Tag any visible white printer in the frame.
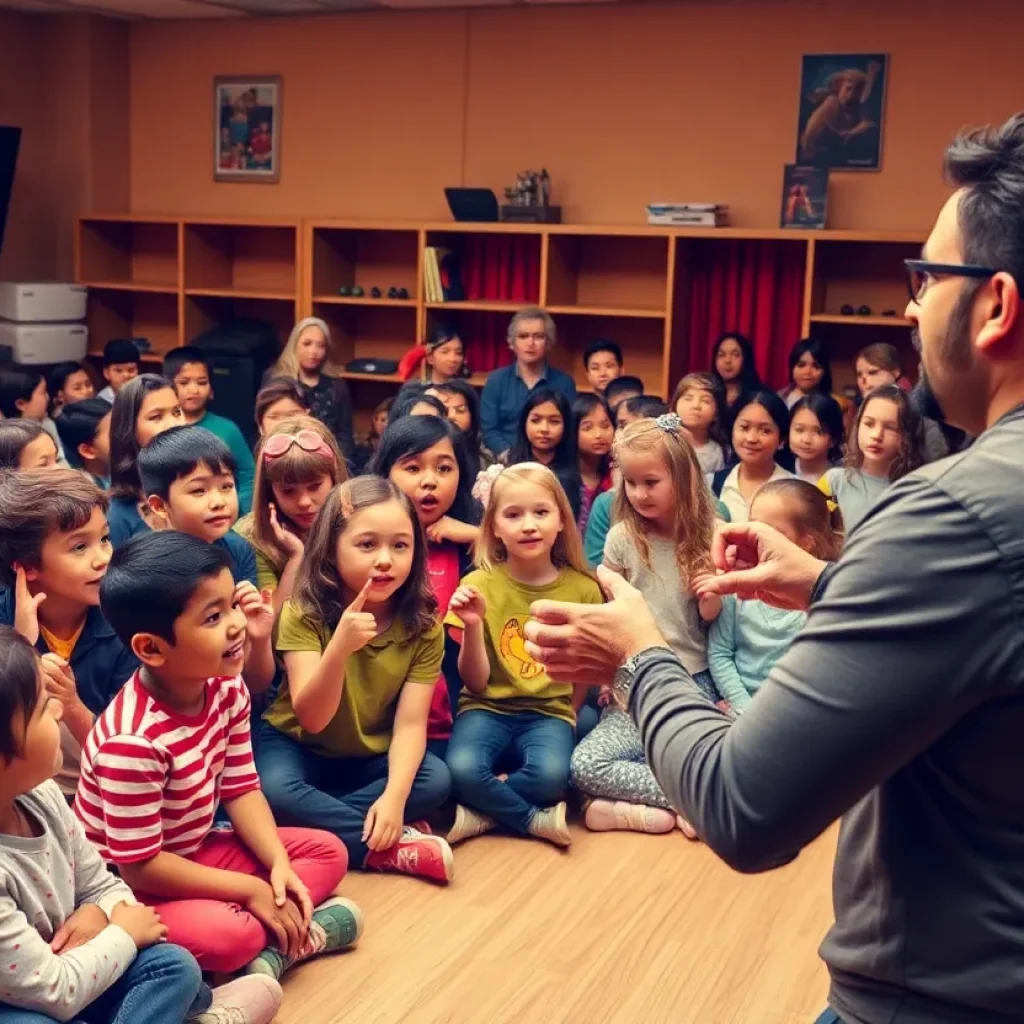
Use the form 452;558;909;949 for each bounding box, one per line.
0;282;89;365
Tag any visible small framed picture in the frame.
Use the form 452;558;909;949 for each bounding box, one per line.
796;54;888;171
214;76;281;183
780;165;829;229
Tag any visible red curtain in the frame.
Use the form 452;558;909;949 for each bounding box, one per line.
685;239;806;389
460;236;541;373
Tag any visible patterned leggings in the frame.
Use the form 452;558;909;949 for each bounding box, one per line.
570;669;716;808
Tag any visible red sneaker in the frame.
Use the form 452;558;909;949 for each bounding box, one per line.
364;826;454;884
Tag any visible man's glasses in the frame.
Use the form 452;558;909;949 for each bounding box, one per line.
904;259;998;304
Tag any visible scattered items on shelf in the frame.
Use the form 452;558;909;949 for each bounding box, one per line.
500;169;561;224
857;305;872;315
780;165;829;229
351;286;364;297
345;357;399;376
371;287;382;298
338;286;350;296
646;203;729;227
840;304;855;315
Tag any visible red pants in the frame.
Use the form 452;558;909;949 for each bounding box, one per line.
141;827;348;973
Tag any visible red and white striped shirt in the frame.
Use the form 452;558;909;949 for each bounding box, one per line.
74;672;261;865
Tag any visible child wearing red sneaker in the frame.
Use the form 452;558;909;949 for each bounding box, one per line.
257;477;454;884
74;532;360;980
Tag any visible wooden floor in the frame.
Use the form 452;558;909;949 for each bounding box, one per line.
276;820;837;1024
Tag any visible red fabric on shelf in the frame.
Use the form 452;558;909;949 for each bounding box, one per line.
685;239;806;389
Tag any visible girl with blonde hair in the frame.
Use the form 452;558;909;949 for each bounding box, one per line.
268;317;355;464
571;414;721;836
444;463;602;848
235;415;348;612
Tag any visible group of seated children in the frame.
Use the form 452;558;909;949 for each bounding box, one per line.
0;322;957;1023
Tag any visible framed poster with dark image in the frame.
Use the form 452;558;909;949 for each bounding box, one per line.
796;54;887;170
214;76;281;183
780;165;829;229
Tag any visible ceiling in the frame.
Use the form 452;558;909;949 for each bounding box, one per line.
0;0;620;15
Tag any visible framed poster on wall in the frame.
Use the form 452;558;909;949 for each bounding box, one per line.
214;76;281;183
796;54;887;171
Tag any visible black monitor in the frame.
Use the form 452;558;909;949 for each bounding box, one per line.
0;128;21;259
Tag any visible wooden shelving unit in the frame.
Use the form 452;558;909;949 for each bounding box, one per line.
75;216;301;362
78;215;922;410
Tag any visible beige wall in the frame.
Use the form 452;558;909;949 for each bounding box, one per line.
129;0;1024;230
0;10;128;282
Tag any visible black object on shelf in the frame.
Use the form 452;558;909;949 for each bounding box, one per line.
397;287;409;300
387;287;399;299
193;318;281;445
857;305;872;316
840;304;855;315
371;287;381;298
346;358;399;375
445;187;499;223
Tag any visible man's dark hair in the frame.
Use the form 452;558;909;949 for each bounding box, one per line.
0;365;45;419
943;115;1024;369
137;425;237;501
604;376;645;408
0;469;109;587
54;398;111;470
102;339;141;368
582;339;623;369
621;395;669;419
163;346;210;382
100;531;231;647
0;626;42;764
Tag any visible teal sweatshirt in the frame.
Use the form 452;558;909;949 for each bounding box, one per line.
196;410;254;515
708;595;805;712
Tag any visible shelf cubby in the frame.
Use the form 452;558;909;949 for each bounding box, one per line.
424;229;542;306
183;294;294;350
807;239;918;321
550;313;668;396
77;217;179;291
311;302;417;373
310;226;419;304
545;233;670;315
183;220;298;298
85;288;179;359
809;319;918;393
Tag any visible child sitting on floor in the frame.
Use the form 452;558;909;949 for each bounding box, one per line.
709;480;841;714
0;625;283;1023
107;375;184;546
75;532;361;981
163;347;256;515
572;414;720;836
256;477;455;885
55;398;113;489
0;469;137;798
445;463;602;848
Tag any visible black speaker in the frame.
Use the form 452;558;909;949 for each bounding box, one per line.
0;127;22;258
192;318;280;445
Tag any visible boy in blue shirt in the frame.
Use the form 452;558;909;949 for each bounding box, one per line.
164;346;255;514
0;468;137;795
138;426;274;692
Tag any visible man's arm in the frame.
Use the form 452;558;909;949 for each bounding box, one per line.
479;376;510;456
631;478;1015;873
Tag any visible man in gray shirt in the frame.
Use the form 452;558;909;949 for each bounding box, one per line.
524;112;1024;1024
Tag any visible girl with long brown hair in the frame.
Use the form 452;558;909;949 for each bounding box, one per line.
257;476;455;885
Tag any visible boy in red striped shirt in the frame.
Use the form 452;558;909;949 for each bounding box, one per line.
74;531;362;980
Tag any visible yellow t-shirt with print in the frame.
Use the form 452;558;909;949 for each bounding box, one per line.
444;564;603;725
234;513;281;592
266;599;444;758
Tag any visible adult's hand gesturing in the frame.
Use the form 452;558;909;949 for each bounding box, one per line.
524;565;667;685
694;521;828;611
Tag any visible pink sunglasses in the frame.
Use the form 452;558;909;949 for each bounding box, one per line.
262;429;334;464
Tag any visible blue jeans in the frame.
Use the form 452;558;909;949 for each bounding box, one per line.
446;709;574;834
256;723;452;864
0;943;205;1024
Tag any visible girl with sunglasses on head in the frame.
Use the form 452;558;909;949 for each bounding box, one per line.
236;417;348;614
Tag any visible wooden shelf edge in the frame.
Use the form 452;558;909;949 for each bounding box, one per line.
340;371;405;383
313;296;417;308
546;305;667;319
81;280;179;295
425;301;523;313
810;314;911;327
186;287;297;301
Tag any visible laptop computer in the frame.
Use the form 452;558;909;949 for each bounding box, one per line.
445;188;499;223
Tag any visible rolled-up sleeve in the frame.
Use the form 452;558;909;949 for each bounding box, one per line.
630;476;1017;873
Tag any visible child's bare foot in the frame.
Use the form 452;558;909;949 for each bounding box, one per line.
584;798;675;834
